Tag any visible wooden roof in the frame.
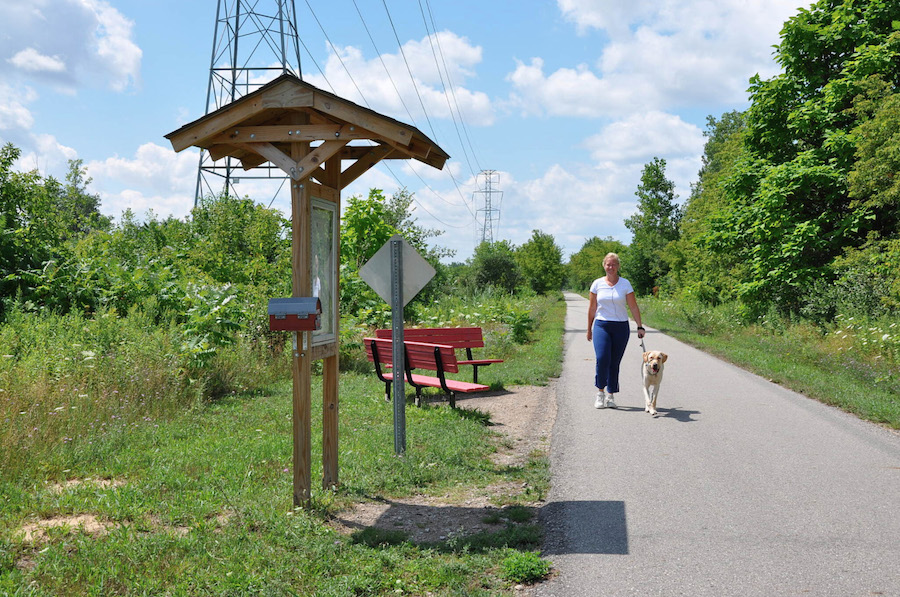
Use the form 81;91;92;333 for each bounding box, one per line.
165;74;448;188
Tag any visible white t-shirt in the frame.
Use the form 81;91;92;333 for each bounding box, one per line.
590;277;634;322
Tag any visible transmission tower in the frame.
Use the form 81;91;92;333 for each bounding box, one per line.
195;0;303;205
473;170;502;243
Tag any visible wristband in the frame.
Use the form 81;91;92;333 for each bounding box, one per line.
637;326;645;330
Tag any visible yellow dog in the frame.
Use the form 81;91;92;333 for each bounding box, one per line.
642;351;668;416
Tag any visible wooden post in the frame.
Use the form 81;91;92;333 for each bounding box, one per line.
291;131;312;507
321;156;341;490
322;354;339;488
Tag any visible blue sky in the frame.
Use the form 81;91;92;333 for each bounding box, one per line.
0;0;809;262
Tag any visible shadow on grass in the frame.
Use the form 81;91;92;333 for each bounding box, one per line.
337;499;542;553
340;499;630;556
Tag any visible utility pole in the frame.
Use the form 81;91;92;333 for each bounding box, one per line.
473;169;502;243
195;0;303;205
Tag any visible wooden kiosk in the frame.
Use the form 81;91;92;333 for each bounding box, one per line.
165;74;449;506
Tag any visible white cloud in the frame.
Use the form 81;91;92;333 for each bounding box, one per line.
497;163;639;256
86;143;197;220
584;111;704;163
0;84;37;131
15;134;79;173
506;57;655;117
302;31;494;127
557;0;799;44
557;0;658;34
513;0;806;117
0;0;141;91
8;48;66;73
84;0;142;92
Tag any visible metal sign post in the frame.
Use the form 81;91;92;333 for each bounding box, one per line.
390;238;406;454
359;235;436;456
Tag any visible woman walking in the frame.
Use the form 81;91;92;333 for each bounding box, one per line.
587;253;645;408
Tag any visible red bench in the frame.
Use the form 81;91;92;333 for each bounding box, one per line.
374;327;503;384
364;337;490;407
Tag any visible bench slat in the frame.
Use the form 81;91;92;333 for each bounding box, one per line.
376;327;485;348
408;374;490;393
457;358;504;366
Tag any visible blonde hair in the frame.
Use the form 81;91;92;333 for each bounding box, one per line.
603;252;620;266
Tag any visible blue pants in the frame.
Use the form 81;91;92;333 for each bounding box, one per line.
592;320;630;393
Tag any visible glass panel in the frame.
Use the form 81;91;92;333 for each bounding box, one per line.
311;198;336;345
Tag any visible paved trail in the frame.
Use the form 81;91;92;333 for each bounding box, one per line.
533;292;900;597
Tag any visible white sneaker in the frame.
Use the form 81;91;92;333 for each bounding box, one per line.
594;391;606;409
605;391;617;409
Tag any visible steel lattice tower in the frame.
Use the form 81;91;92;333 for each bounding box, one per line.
195;0;303;205
473;170;502;243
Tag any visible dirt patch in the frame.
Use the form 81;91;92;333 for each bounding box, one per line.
17;514;118;544
330;382;557;544
50;477;126;493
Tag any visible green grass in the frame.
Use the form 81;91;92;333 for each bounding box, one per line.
0;294;564;595
641;298;900;429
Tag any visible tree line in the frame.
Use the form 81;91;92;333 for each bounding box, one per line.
3;0;896;334
569;0;900;326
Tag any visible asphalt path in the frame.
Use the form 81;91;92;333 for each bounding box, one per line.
533;292;900;597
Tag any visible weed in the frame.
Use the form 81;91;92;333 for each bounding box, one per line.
352;527;410;548
503;506;533;523
499;549;551;584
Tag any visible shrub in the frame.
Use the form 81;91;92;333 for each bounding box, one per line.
499;550;551;584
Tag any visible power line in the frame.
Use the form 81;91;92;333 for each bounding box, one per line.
303;0;367;104
351;0;418;128
380;0;437;141
299;1;479;230
425;0;483;174
343;1;477;221
420;0;483;177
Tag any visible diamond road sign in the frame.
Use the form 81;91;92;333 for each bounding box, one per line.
359;235;435;307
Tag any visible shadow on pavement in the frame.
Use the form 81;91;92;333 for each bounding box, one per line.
604;405;701;422
539;500;628;555
655;407;700;422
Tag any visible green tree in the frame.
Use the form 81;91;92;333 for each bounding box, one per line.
0;144;113;313
668;112;747;304
338;188;455;318
625;158;682;295
57;159;112;239
383;187;455;264
469;240;521;293
566;236;628;292
707;1;900;315
189;193;290;287
380;187;456;306
847;76;900;232
340;189;399;270
516;230;564;294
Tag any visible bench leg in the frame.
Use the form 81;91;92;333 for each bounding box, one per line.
415;386;422;407
449;391;456;408
385;382;391;402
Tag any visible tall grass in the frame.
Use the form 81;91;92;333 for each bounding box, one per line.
0;306;288;481
0;291;561;594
